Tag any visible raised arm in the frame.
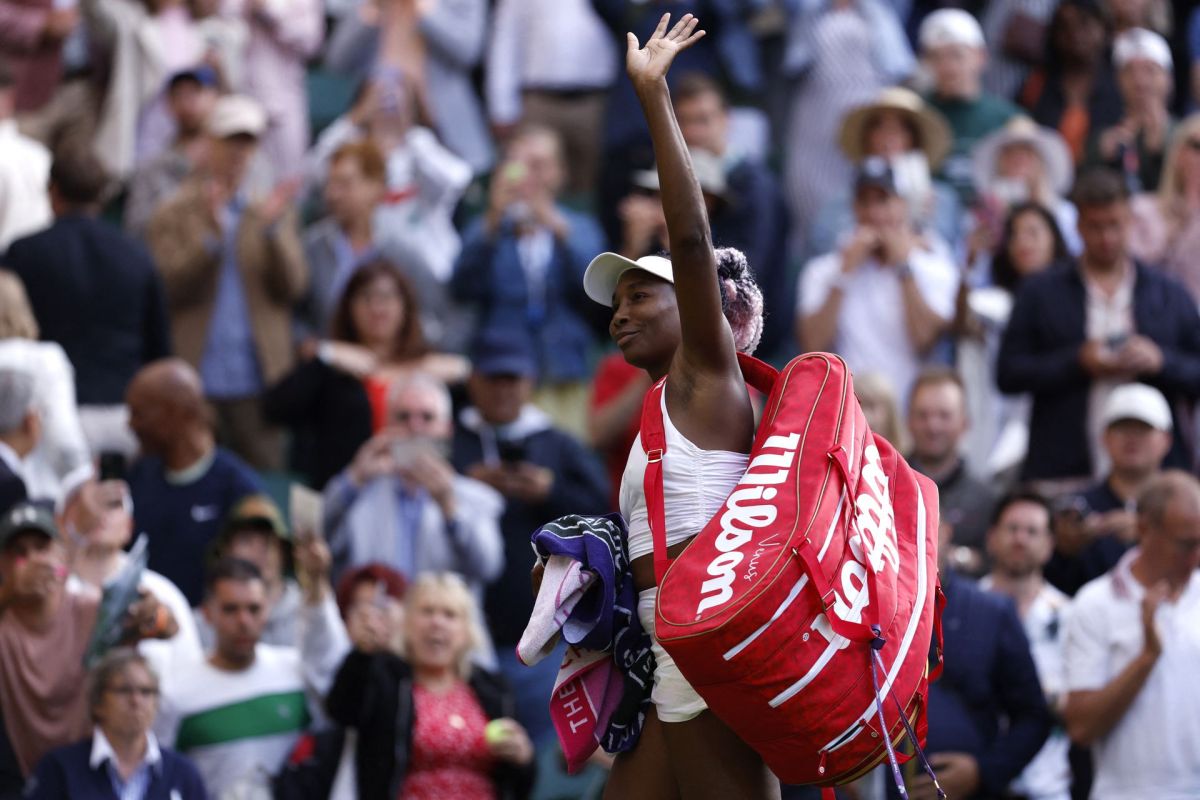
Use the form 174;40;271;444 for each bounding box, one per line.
627;15;735;376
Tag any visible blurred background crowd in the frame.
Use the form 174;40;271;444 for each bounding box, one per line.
1;0;1200;797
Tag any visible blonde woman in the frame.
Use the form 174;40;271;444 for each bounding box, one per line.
327;572;535;800
0;270;90;504
854;371;907;453
1130;114;1200;302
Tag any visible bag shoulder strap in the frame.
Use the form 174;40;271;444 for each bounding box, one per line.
639;354;778;585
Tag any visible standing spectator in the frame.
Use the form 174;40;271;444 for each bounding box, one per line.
485;0;617;193
0;279;89;507
997;168;1200;484
904;509;1052;799
451;330;610;743
1129;115;1200;302
268;261;468;491
222;0;322;180
125;359;262;607
981;0;1062;101
1062;471;1200;799
0;368;36;514
24;649;207;800
906;367;998;575
1087;28;1176;192
146;94;309;470
6;147;171;458
124;66;221;238
323;372;504;609
0;0;87;134
451;124;606;438
1019;0;1122;163
1046;383;1172;596
796;159;959;407
587;351;650;511
981;493;1073;800
0;59;51;251
327;572;535;800
144;557;348;797
782;0;913;246
919;9;1021;202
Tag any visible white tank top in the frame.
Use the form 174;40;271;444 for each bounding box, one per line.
619;386;749;562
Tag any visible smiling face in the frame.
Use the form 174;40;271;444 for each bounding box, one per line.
1007;208;1059;275
609;269;681;375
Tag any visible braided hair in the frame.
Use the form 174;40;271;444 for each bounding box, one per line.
714;247;764;355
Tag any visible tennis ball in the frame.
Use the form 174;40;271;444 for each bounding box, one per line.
485;720;508;745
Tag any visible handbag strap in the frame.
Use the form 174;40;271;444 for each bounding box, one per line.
640;353;778;586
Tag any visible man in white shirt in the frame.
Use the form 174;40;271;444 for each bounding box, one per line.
796;157;958;406
0;59;51;251
1063;471;1200;800
981;491;1072;800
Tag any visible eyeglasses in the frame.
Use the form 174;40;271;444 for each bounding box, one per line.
392;410;437;424
106;685;159;699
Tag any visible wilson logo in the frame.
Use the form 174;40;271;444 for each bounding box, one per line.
696;433;802;615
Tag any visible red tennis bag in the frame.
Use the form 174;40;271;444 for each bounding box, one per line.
642;352;944;790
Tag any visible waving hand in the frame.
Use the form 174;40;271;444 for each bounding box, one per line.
626;13;706;87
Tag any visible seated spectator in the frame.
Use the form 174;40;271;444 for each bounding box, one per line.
1086;28;1175;193
972;117;1081;258
452;124;606;438
955;203;1071;480
61;472;201;658
266;261;468;490
811;86;960;259
146;94;309;471
307;73;472;297
980;492;1072;800
0;502;177;790
854;371;906;452
1063;471;1200;799
24;649;206;799
323;372;504;612
997;168;1200;485
0;273;89;506
1129;114;1200;302
124;66;221;238
587;351;650;511
796;158;959;408
0;58;51;251
196;494;343;651
907;367;997;575
5;147;171;459
1019;0;1122;163
0;367;37;513
327;571;535;799
1047;383;1172;596
918;9;1020;202
143;557;348;797
451;330;610;743
903;508;1051;799
125;359;262;607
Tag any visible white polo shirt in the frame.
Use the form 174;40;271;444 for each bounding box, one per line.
1064;549;1200;800
797;245;958;408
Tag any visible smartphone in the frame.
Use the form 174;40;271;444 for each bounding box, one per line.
391;439;421;469
98;451;127;483
497;439;528;465
1106;333;1130;351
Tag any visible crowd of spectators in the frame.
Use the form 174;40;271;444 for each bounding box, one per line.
2;0;1200;797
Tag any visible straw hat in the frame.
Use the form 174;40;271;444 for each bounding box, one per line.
971;116;1074;197
838;87;953;168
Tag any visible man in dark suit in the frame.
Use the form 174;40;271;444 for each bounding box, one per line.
4;146;171;456
0;367;38;515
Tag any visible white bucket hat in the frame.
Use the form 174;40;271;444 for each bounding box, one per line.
972;116;1075;197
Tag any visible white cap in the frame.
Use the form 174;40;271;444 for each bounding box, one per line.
583;253;674;307
1113;28;1173;72
207;94;268;139
919;9;985;50
1102;383;1173;431
634;149;728;198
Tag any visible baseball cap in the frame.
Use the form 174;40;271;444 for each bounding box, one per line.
1113;28;1173;72
470;329;539;378
919;9;985;50
583;253;675;307
168;65;219;91
854;157;900;196
1102;383;1172;431
207;94;267;139
220;495;290;542
0;501;60;550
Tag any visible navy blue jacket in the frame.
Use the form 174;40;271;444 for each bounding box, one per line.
24;737;206;799
997;261;1200;481
918;571;1051;798
0;458;27;517
4;215;171;405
